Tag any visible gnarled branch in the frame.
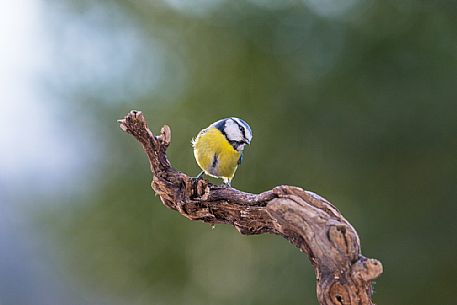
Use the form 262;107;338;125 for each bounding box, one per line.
118;110;382;305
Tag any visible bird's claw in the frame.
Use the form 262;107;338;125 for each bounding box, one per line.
222;181;232;188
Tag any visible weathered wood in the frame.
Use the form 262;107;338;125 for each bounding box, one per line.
118;110;382;305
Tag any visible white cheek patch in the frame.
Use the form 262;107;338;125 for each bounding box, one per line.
232;117;252;143
224;119;244;142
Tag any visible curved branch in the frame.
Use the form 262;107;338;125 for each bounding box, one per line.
118;110;382;305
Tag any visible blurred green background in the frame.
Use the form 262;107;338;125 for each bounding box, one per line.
1;0;456;304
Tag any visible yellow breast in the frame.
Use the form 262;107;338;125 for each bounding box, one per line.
193;127;241;181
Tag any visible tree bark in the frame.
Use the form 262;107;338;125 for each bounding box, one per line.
118;110;383;305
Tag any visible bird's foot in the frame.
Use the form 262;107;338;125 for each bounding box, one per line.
221;179;232;188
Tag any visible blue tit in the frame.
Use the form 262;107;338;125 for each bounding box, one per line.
192;118;253;186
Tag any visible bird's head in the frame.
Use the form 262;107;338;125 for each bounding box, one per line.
213;117;252;151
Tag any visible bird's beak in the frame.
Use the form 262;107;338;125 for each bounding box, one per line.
244;139;251;145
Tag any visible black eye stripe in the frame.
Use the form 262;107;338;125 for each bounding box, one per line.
233;119;246;137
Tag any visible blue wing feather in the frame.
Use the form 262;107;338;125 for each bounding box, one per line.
237;152;243;165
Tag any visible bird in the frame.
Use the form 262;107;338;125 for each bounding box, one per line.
192;117;253;187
